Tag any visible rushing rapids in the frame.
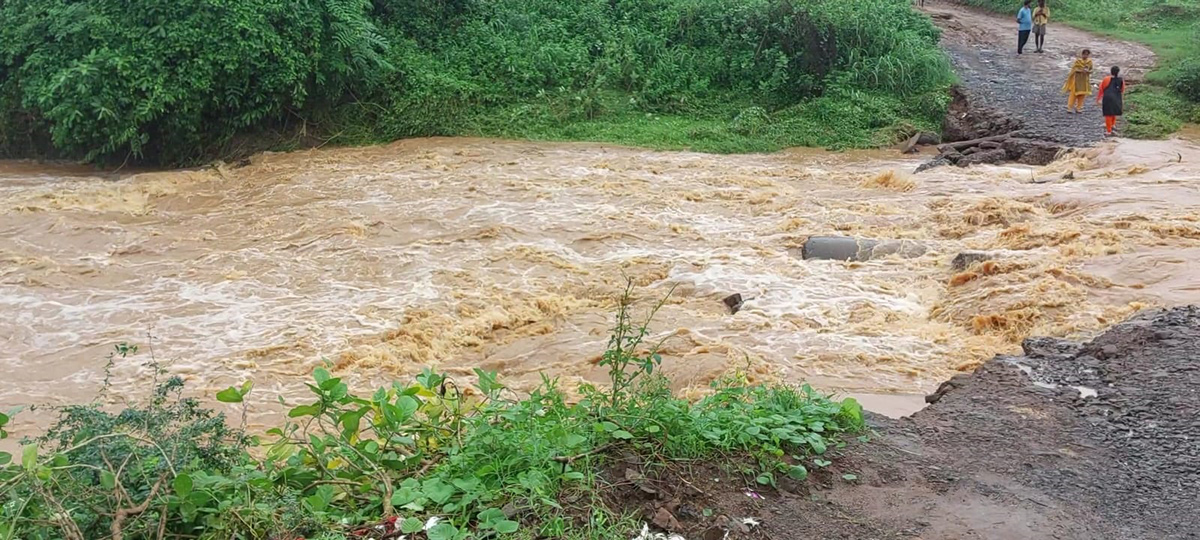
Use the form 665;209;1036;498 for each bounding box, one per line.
3;136;1200;440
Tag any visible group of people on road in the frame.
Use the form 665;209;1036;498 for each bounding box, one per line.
1016;0;1125;136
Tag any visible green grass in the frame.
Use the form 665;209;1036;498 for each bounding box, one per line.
0;285;866;540
960;0;1200;138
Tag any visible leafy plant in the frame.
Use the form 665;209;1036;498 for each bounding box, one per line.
0;288;865;539
0;0;953;163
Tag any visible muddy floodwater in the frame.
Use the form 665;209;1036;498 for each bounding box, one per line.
3;137;1200;440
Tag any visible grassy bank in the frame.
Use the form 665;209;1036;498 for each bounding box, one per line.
0;0;952;165
0;288;865;540
959;0;1200;138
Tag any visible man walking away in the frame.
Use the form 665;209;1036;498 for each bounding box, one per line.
1033;0;1049;53
1017;0;1034;54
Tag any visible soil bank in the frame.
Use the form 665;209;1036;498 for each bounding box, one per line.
612;306;1200;539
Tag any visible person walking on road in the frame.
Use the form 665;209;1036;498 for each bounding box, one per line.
1032;0;1050;53
1063;49;1094;113
1097;66;1126;136
1017;0;1034;54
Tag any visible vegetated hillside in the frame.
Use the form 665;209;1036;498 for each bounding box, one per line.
0;0;953;165
959;0;1200;138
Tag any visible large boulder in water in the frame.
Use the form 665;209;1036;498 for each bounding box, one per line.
801;236;926;262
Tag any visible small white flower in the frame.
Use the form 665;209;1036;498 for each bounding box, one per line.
424;516;441;531
741;517;761;528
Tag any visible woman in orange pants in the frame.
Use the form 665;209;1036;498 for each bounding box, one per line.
1097;66;1126;137
1062;49;1093;113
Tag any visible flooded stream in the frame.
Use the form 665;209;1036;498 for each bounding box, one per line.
3;137;1200;440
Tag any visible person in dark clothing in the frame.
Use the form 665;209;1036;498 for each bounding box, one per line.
1017;0;1033;54
1097;66;1126;136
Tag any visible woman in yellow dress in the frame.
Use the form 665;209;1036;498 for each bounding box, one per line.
1063;49;1093;113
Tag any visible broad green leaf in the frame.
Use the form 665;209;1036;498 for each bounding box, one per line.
0;452;10;466
478;507;505;525
239;380;254;396
391;486;420;507
100;470;116;489
427;523;459;540
422;478;456;505
842;474;858;482
21;444;36;471
314;367;332;386
340;410;363;439
174;474;194;497
787;465;808;481
600;421;618;432
645;425;661;433
215;387;243;403
494;520;519;534
0;413;8;427
289;404;321;417
611;430;633;440
396;395;419;419
810;437;827;455
400;517;424;534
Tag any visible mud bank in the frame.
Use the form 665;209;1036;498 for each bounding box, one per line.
620;306;1200;539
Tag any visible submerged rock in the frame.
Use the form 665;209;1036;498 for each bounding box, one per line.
957;148;1007;167
722;293;744;315
802;236;926;262
951;251;996;271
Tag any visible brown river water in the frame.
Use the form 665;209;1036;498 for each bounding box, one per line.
3;136;1200;443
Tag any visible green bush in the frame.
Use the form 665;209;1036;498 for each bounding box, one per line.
0;0;952;163
0;286;865;540
0;0;389;163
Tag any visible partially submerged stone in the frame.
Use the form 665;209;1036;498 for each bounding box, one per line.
951;251;996;270
802;236;926;262
722;293;744;315
957;148;1007;167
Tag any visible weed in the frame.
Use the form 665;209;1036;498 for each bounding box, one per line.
0;285;864;539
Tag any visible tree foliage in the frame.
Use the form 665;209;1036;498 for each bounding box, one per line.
0;0;952;163
0;0;388;163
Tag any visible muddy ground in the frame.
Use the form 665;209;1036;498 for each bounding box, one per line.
614;306;1199;539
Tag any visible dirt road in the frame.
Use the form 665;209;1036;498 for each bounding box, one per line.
926;3;1156;145
629;306;1200;540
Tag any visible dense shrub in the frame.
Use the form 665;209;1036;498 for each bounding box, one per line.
0;0;952;163
0;0;388;163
